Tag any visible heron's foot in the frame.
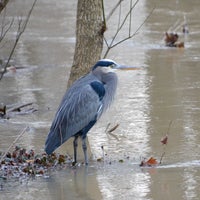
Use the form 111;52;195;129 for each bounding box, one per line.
85;161;88;166
72;161;77;166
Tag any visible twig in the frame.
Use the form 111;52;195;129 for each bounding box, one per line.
107;5;155;50
103;1;155;58
159;151;165;164
0;18;14;43
166;120;173;135
106;0;124;21
107;123;119;133
0;126;28;163
159;121;173;163
168;19;181;33
0;0;37;80
129;0;133;36
7;102;34;112
107;0;139;48
117;1;122;30
105;123;111;132
0;7;14;43
106;123;120;141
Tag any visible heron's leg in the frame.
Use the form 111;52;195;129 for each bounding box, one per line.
82;135;88;165
73;135;79;164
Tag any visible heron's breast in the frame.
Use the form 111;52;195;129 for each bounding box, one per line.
90;81;105;101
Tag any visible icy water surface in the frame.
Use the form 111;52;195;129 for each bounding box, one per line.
1;0;200;199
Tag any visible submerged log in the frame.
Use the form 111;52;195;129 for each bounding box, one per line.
0;102;37;119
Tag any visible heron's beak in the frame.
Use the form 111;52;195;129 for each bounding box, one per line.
115;65;139;70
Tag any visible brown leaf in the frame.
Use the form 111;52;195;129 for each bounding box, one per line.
161;135;168;145
146;157;158;166
140;157;158;167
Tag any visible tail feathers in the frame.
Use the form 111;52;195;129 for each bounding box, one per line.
45;130;62;155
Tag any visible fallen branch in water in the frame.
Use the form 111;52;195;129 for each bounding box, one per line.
0;102;38;119
7;102;35;112
105;123;120;141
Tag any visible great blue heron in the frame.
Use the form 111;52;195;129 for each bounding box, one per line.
45;59;125;165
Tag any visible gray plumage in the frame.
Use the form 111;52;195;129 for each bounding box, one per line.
45;59;121;164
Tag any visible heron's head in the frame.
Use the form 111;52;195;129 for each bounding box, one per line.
92;59;120;72
92;59;137;75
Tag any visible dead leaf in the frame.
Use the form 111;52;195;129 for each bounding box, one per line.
140;157;158;167
146;157;158;166
161;135;168;145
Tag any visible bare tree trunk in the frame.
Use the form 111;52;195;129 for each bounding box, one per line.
60;0;105;159
68;0;104;87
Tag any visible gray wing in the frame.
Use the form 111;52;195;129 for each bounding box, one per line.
58;84;102;138
45;76;103;154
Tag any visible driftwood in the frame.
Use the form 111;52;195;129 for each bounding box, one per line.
0;102;37;119
105;123;120;141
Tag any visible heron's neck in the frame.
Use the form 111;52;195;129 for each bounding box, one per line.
101;72;118;111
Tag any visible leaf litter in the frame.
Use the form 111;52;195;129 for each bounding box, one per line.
0;120;174;188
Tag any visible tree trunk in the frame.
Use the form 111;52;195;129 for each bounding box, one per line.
59;0;105;159
67;0;104;87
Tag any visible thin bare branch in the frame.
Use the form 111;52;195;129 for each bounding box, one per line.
159;151;165;164
113;6;155;48
0;126;28;163
117;2;122;30
0;0;37;80
103;36;109;48
106;0;124;21
166;120;173;135
0;7;13;42
111;0;139;45
103;0;140;58
129;0;133;36
0;18;14;43
105;123;120;141
107;123;119;133
7;102;34;113
103;4;155;58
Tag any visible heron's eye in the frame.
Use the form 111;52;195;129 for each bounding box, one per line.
110;64;115;68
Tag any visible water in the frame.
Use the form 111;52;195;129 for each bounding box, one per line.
1;0;200;199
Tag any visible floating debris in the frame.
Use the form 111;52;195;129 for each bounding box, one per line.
0;102;38;119
164;32;184;48
160;135;168;145
0;146;72;181
140;157;158;167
